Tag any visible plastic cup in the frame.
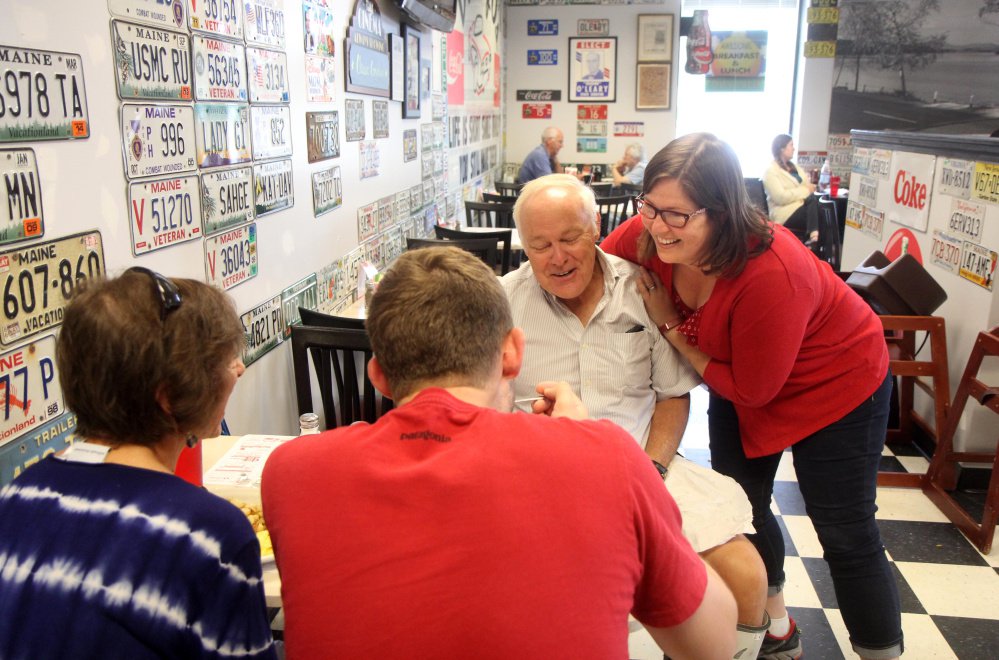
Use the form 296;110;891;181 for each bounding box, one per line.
830;176;840;197
174;443;203;486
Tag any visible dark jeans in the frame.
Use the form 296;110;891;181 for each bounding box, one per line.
784;194;819;240
708;373;903;656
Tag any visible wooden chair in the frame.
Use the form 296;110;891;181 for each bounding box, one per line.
495;181;524;197
482;191;518;204
877;315;950;488
465;200;515;229
923;325;999;553
290;324;393;430
406;236;513;275
595;194;633;238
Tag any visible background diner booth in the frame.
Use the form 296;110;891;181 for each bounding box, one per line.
1;0;998;657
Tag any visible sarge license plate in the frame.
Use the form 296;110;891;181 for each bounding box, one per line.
0;231;104;346
0;334;62;447
120;102;197;179
204;223;256;290
0;45;90;142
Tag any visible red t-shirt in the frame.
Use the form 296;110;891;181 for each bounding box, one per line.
602;217;889;457
262;389;706;659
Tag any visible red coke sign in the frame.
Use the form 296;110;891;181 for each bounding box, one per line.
893;169;927;209
522;103;552;119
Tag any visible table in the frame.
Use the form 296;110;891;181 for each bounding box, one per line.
459;225;523;251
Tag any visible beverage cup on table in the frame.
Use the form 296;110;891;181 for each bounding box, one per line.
830;176;840;197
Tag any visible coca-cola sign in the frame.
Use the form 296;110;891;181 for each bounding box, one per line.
516;90;561;102
886;150;934;232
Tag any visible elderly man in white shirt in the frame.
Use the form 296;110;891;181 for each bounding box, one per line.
502;174;772;660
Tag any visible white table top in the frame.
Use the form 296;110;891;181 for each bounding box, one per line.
458;225;522;251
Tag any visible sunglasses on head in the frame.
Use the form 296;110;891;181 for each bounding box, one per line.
127;266;182;320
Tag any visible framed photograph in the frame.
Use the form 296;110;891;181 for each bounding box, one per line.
403;24;422;119
568;37;617;103
636;63;671;110
637;14;674;63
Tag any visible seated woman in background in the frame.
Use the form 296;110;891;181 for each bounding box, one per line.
0;268;276;660
761;134;818;244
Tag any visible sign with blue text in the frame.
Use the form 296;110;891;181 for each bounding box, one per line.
528;20;558;36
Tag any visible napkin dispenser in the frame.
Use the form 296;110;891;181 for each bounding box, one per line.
846;251;947;316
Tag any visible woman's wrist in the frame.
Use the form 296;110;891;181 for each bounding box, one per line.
657;318;683;336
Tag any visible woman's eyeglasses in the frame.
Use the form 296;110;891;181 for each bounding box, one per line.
127;266;182;320
634;195;707;229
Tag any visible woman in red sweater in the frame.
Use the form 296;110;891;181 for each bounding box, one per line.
601;133;901;660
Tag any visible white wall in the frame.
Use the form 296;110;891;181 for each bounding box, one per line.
504;2;682;173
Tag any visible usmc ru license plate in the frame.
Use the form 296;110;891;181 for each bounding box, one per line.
0;231;105;347
0;334;63;447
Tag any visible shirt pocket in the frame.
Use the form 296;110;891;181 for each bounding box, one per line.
593;331;653;397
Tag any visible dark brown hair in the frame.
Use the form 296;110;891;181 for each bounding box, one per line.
366;247;512;400
57;271;244;445
638;132;773;277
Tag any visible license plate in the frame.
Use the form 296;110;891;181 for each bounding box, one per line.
195;102;251;168
189;0;243;39
250;105;291;160
344;99;364;141
244;0;287;49
372;100;388;139
201;166;253;235
280;274;317;336
0;334;62;447
253;158;293;218
0;45;90;142
111;21;192;101
193;35;247;101
316;258;342;313
0;149;45;245
204;223;256;290
304;54;335;103
120;102;197;179
108;0;187;30
0;231;105;346
577;104;608;120
247;47;289;103
128;174;202;255
240;293;283;366
312;165;342;217
0;411;76;482
306;111;339;163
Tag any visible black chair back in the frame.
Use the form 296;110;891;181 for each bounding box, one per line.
495;181;524;197
299;306;364;330
406;236;513;275
595;194;633;238
482;191;519;204
744;177;769;216
464;200;515;229
434;225;514;274
815;198;842;271
290;325;393;430
589;182;614;198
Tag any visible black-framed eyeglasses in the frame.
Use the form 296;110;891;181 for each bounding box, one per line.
127;266;182;321
634;194;707;229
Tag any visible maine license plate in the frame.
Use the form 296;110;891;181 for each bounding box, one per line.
0;231;105;346
193;35;247;101
306;111;339;163
0;45;90;142
312;165;342;217
195;102;251;168
253;158;293;218
250;104;291;160
239;293;283;367
110;20;192;101
280;273;317;335
128;174;202;255
0;148;45;245
244;0;287;49
247;47;289;103
107;0;187;30
0;410;76;483
204;222;256;290
201;166;253;235
189;0;243;39
0;334;62;446
120;102;197;179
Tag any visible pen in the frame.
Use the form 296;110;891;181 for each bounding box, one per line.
514;396;546;404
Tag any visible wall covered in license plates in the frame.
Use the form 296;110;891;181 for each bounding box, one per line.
0;0;505;480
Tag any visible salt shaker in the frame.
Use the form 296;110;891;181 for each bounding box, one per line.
299;413;320;435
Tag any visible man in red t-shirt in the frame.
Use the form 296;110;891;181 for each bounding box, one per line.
262;247;737;659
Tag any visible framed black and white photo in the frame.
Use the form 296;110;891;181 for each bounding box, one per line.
636;63;671;110
403;23;422;118
568;37;616;103
637;14;674;63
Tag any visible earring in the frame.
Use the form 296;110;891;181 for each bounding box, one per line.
185;433;199;448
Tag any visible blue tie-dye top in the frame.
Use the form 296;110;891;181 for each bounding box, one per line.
0;455;276;660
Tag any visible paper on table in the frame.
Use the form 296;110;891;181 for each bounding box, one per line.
203;434;295;487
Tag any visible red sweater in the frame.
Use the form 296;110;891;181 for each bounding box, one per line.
602;217;889;457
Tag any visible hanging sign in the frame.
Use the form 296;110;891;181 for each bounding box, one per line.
522;103;552;119
108;0;187;30
247;47;289;103
937;158;973;200
0;149;44;245
312;165;343;217
306;111;340;163
577;104;608;120
959;241;997;291
244;0;287;49
240;294;283;367
344;0;390;97
189;0;244;39
527;20;558;36
193;35;248;101
253;158;294;218
0;46;89;142
195;103;251;168
0;411;76;485
527;50;558;66
249;104;292;160
886;151;934;232
200;166;254;236
120;103;197;179
204;223;257;290
128;174;202;254
0;335;63;447
930;230;962;275
280;273;317;335
577;19;609;37
111;21;192;101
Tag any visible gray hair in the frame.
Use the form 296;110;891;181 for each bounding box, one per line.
513;173;598;233
625;143;644;161
541;126;561;143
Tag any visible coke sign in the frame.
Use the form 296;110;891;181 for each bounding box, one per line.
893;170;927;210
886;150;935;232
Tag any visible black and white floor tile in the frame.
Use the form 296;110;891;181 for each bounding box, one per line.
628;388;999;659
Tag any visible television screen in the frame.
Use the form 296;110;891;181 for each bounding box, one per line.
399;0;456;33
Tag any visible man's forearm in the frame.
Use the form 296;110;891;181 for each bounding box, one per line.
645;394;690;467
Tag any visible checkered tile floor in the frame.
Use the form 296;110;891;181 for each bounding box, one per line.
628;387;999;659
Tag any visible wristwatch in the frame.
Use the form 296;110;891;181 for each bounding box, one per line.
652;460;669;480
